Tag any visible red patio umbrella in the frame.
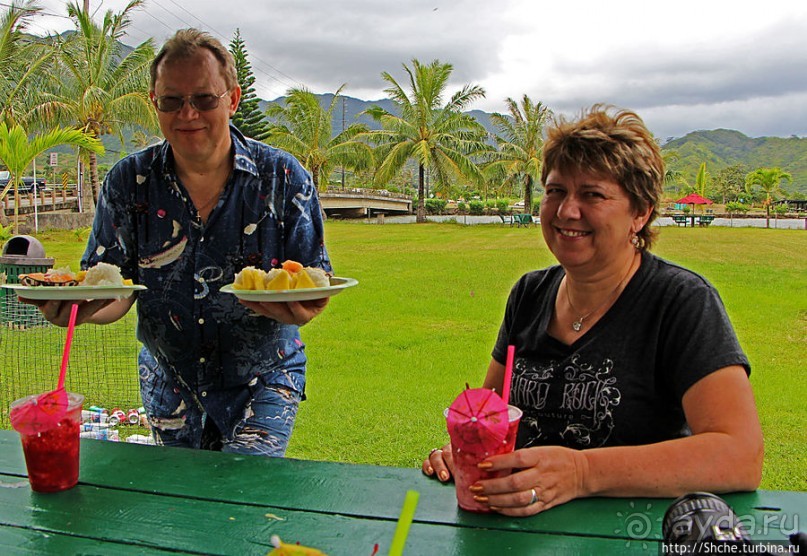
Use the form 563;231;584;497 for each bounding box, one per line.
446;387;509;457
675;193;713;206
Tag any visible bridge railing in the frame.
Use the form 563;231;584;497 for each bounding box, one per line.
321;187;411;200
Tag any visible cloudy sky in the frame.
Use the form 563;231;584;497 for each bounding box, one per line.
27;0;807;140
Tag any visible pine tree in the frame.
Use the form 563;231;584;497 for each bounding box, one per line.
229;29;270;141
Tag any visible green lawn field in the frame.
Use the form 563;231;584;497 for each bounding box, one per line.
5;222;805;491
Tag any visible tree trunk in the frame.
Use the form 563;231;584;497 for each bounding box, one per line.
79;160;95;215
311;166;321;192
416;164;426;223
12;185;20;234
524;175;533;214
89;152;101;206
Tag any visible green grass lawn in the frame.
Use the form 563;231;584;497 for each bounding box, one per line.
8;223;806;491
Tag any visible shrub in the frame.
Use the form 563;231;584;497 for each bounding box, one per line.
726;202;751;215
457;201;467;214
469;200;485;215
496;199;510;214
425;198;447;214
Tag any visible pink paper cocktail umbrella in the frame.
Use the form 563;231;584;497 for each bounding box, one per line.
10;304;79;434
446;386;509;457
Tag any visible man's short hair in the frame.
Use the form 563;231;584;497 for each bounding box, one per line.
150;28;238;92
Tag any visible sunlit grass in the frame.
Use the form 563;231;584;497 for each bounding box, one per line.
7;223;805;491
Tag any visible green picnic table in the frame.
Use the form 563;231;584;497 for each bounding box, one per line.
0;430;802;555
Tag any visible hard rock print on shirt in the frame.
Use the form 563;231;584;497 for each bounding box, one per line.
511;354;621;449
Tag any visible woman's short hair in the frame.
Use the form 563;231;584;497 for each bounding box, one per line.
150;28;238;92
541;104;665;250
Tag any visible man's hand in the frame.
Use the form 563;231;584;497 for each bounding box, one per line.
241;297;329;326
18;297;115;327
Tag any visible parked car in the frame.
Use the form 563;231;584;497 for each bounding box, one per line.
0;170;47;192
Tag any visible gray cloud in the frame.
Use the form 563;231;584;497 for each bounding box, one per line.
31;0;807;139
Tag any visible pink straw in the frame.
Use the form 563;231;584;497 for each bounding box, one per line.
502;345;515;406
57;304;79;390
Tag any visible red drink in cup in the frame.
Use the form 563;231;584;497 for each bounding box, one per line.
446;405;522;512
10;392;84;493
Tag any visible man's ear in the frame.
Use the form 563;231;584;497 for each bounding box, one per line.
228;86;242;116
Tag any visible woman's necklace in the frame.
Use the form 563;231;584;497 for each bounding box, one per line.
565;254;637;332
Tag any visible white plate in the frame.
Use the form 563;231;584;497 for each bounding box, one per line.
220;276;358;302
2;283;147;300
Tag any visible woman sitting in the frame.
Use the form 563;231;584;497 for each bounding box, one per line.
423;105;763;516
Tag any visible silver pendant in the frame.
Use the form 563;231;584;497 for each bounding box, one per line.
572;319;583;332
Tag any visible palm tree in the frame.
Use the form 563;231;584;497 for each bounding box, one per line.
264;86;373;190
130;129;162;150
0;1;57;128
745;167;792;228
365;59;487;223
0;122;104;232
34;0;156;213
694;162;709;198
486;95;550;214
662;151;686;193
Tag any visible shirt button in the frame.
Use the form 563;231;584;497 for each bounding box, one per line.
199;357;206;363
201;391;207;397
198;318;205;325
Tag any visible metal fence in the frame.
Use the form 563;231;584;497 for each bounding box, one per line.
0;298;143;433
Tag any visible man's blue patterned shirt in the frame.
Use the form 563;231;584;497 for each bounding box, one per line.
82;125;332;396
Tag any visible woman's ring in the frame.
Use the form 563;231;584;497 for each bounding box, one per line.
429;448;443;456
529;488;539;505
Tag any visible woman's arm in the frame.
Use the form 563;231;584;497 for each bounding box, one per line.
580;365;763;496
471;365;763;516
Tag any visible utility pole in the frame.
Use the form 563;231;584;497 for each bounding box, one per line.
340;97;346;189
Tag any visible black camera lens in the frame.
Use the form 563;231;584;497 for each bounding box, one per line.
663;492;752;552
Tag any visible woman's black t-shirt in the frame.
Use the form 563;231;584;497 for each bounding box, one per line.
492;251;750;450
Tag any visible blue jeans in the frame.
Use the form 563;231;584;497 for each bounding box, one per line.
138;347;300;456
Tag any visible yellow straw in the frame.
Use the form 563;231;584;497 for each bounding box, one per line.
388;490;420;556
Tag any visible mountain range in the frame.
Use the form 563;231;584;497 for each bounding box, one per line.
662;129;807;194
260;94;807;194
99;94;806;195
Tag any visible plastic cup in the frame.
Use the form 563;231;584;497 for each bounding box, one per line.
10;392;84;493
445;405;522;512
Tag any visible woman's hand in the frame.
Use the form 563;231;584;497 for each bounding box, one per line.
241;297;329;326
422;443;455;482
470;446;589;516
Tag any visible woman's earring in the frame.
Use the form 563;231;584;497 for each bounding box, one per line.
631;234;641;249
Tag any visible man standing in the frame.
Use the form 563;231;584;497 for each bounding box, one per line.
31;29;332;456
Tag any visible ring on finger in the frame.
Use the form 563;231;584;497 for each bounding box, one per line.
429;448;443;456
528;488;539;506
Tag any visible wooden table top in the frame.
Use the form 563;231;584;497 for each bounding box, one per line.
0;431;802;555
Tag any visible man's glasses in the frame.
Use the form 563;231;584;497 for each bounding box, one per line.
153;90;230;113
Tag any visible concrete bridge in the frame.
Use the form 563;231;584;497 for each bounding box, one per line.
319;188;412;218
2;187;413;223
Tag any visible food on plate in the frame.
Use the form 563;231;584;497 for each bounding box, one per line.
81;262;129;286
233;261;330;291
19;263;133;287
267;534;328;555
18;267;80;287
